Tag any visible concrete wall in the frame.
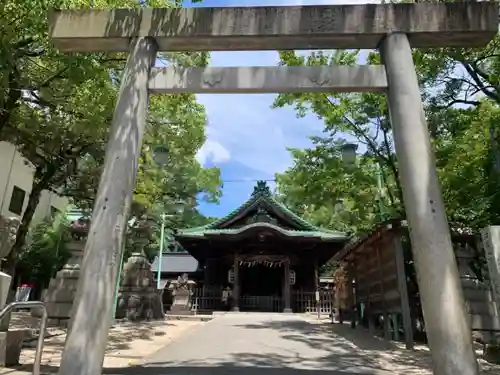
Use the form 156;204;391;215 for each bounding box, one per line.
0;141;69;225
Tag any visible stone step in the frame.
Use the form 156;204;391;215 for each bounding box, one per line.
165;314;213;322
466;301;499;316
463;287;495;302
461;279;491;290
470;313;500;331
0;370;32;375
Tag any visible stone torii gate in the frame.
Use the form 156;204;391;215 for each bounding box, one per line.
48;3;497;375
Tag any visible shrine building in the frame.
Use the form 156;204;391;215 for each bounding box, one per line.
173;181;347;313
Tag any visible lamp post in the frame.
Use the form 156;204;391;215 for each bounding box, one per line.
153;144;169;291
111;242;124;325
334;199;344;214
340;143;358;166
157;213;166;290
374;162;387;220
153;145;170;167
112;217;134;325
340;143;386;221
155;202;185;290
152;144;185;290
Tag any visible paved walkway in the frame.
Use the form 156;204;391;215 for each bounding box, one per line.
5;313;498;375
104;313;437;375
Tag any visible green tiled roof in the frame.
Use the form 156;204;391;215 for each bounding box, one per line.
178;181;346;239
178;222;345;240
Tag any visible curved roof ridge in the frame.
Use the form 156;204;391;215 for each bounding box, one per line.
180;182;343;236
178;221;346;240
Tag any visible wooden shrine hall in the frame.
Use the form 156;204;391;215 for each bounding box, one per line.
174;181;347;313
332;219;500;349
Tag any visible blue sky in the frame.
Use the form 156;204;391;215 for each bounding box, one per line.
185;0;379;218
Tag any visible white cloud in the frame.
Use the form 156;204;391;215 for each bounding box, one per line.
196;139;231;165
196;0;382;174
197;50;326;175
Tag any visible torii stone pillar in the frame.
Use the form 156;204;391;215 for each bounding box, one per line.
380;33;478;374
48;4;498;375
57;37;158;375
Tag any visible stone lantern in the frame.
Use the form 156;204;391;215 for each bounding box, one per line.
33;217;90;327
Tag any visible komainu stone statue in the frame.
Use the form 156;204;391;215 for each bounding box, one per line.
0;217;27;366
0;216;20;262
115;215;164;321
176;273;189;291
169;273;195;315
0;216;20;326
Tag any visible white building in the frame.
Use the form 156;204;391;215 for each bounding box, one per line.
0;141;69;225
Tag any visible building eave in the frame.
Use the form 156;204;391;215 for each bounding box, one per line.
176;222;347;242
179;180;343;235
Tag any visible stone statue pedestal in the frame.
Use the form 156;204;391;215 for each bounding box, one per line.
168;277;195;315
32;218;87;327
170;289;192;315
0;272;12;332
0;216;27;366
115;252;164;321
0;216;19;329
0;328;30;366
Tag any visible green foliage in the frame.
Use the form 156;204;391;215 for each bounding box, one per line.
275;37;500;234
412;28;500;230
274;50;402;234
15;212;71;288
275;143;391;235
434;102;500;229
0;0;219;268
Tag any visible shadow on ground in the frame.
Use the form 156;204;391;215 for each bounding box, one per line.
14;321;172;374
234;319;434;372
111;319;435;375
12;318;500;375
103;365;394;375
106;322;169;352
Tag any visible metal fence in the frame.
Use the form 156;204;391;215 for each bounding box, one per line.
293;290;334;314
191;287;334;314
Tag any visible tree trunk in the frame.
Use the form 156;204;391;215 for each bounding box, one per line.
11;182;45;254
0;68;22;133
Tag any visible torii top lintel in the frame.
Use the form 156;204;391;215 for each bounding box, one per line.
48;3;497;53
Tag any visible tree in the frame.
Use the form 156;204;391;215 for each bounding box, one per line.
275;144;386;235
1;62;115;272
274;47;500;233
413;24;500;180
274;50;403;233
66;93;222;227
433;102;500;229
15;211;71;297
0;0;213;274
63;92;222;262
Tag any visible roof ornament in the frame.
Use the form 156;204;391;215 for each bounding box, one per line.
251;180;271;197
